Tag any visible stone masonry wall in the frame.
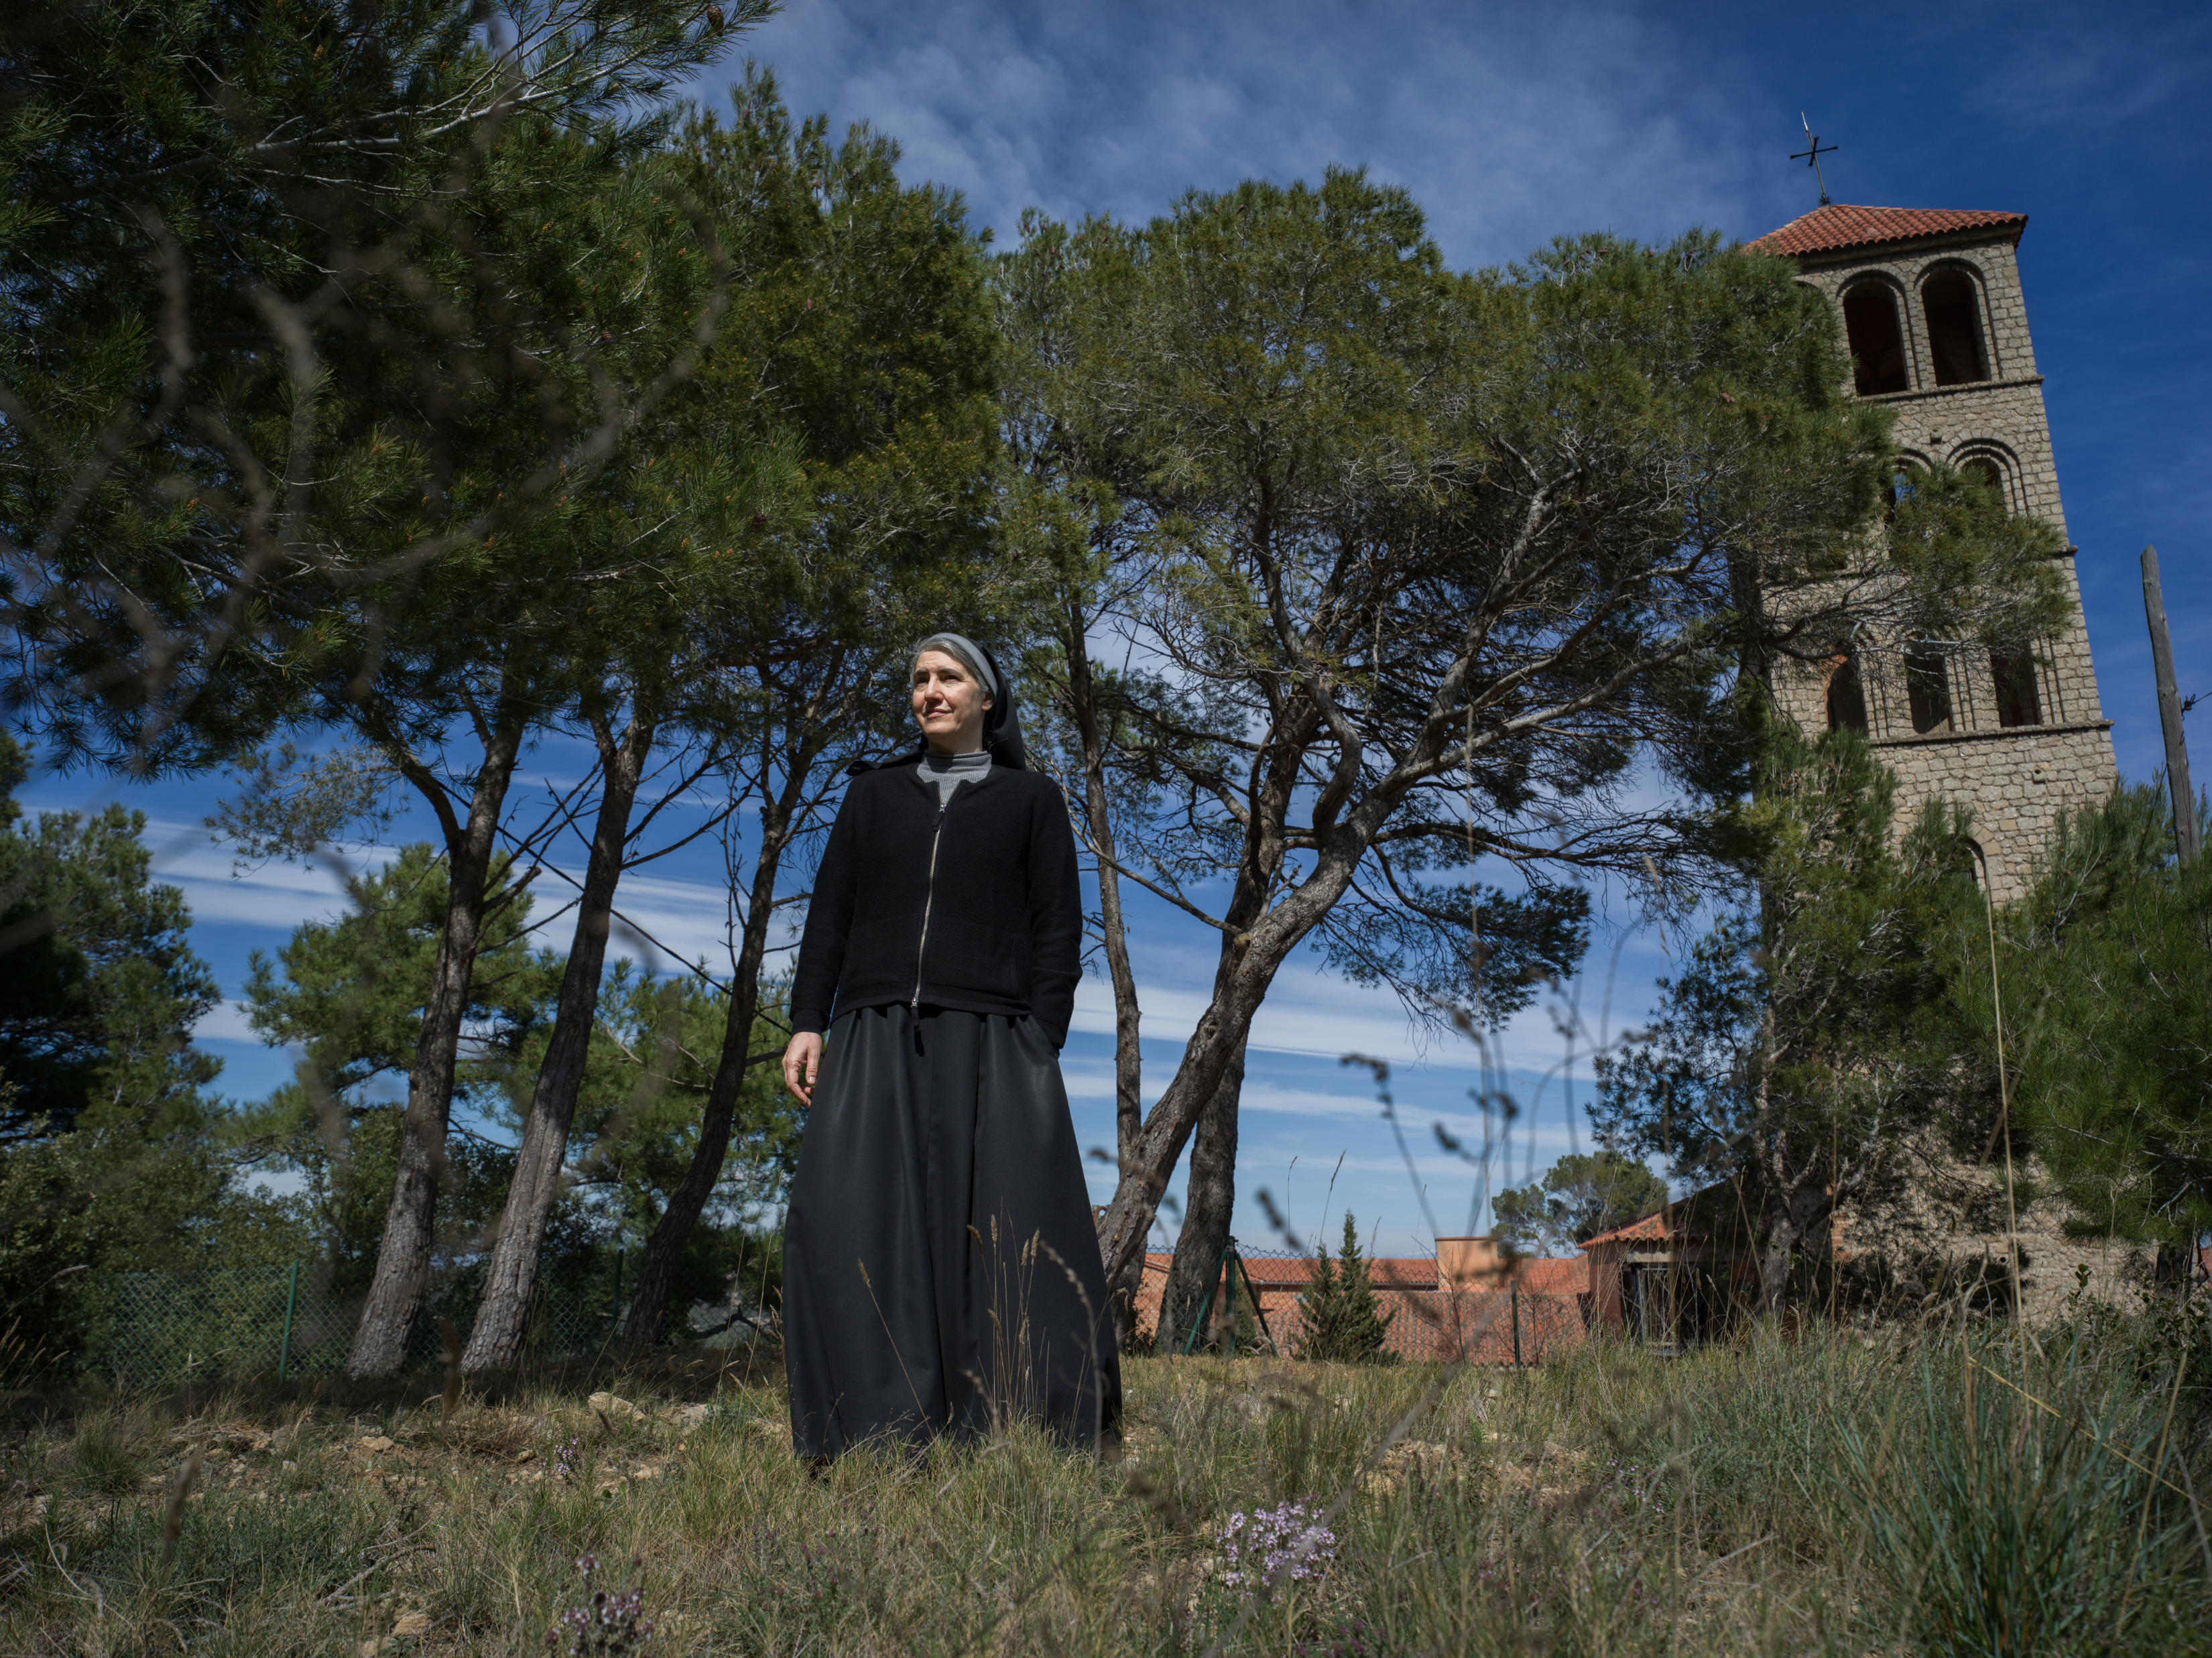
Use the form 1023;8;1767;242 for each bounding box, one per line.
1774;225;2116;903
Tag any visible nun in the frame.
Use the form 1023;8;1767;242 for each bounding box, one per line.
778;633;1122;1458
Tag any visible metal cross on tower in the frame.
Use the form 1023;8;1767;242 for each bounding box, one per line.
1790;114;1837;206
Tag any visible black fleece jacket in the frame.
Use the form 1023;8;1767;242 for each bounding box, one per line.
790;758;1083;1048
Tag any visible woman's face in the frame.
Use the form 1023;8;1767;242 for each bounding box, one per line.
912;649;993;754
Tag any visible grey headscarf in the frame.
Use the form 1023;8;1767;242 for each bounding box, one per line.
912;632;1026;768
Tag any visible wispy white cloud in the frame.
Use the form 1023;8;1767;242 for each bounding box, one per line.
195;1001;263;1045
721;0;1776;267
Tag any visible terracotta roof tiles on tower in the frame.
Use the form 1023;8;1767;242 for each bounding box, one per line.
1749;204;2026;259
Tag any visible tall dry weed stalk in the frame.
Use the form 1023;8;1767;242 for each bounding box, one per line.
159;1449;200;1566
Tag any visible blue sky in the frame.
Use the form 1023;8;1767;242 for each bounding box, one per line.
21;0;2210;1257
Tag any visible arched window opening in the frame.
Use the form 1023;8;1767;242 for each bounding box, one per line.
1826;652;1868;733
1957;837;1987;890
1962;455;2006;506
1842;285;1910;395
1991;648;2043;727
1905;642;1953;734
1922;270;1988;386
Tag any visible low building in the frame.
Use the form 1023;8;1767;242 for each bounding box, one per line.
1579;1183;1855;1346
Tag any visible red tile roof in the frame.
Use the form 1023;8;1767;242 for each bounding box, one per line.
1577;1208;1688;1248
1749;204;2026;259
1510;1257;1589;1295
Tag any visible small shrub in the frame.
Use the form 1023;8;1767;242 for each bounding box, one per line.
1294;1214;1394;1364
2052;1262;2212;1406
548;1553;655;1655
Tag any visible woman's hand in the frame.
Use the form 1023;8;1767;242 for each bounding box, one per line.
783;1032;823;1108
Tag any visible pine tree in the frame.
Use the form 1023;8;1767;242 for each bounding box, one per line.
1493;1150;1669;1256
1042;175;2070;1328
233;844;554;1290
233;848;802;1298
1593;721;1975;1315
612;73;1010;1351
1294;1212;1395;1364
1972;782;2212;1272
1;0;774;766
0;732;219;1141
0;732;300;1353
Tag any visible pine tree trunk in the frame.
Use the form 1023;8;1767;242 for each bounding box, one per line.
1062;609;1145;1342
1091;845;1362;1334
1755;1218;1796;1321
1158;1043;1245;1354
1751;1001;1791;1322
617;780;799;1349
1756;1187;1830;1322
1089;678;1361;1326
347;694;529;1378
461;701;656;1374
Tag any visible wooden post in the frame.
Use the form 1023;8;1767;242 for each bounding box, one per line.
2141;546;2201;864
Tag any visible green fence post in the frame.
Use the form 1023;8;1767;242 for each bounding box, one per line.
611;1248;624;1335
1511;1285;1522;1367
1223;1242;1238;1350
278;1260;301;1380
1233;1250;1278;1356
1179;1242;1237;1357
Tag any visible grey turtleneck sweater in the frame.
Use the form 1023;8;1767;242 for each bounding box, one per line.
919;748;991;805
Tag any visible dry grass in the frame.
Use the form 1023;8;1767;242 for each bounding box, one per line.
0;1327;2203;1656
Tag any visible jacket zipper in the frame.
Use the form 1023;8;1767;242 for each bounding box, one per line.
912;798;948;1012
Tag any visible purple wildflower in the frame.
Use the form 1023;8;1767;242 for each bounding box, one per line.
1217;1500;1337;1596
548;1552;655;1655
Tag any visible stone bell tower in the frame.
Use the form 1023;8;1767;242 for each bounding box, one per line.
1749;204;2116;902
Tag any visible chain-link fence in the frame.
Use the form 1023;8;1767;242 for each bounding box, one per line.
78;1254;767;1389
82;1240;1585;1386
1135;1242;1593;1365
1382;1285;1589;1364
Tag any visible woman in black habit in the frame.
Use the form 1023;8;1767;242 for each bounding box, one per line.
778;633;1121;1458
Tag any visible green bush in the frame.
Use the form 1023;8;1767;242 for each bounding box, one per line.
1294;1214;1395;1364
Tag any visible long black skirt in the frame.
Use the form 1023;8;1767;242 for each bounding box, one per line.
782;1003;1121;1458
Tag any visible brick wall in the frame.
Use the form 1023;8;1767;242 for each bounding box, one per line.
1133;1252;1591;1364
